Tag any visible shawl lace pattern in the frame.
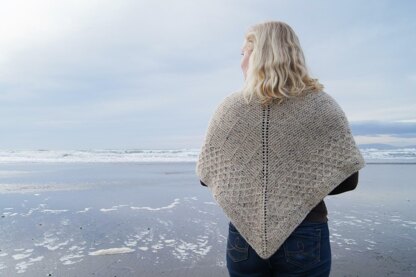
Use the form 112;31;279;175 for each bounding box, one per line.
196;90;366;259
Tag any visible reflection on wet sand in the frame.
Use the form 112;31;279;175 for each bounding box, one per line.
0;162;415;276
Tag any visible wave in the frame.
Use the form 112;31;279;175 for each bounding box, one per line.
0;149;199;163
360;147;416;163
0;148;415;163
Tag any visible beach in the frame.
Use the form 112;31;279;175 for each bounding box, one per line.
0;161;415;276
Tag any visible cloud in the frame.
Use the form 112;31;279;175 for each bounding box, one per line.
351;121;416;137
408;73;416;82
354;135;416;148
0;0;415;149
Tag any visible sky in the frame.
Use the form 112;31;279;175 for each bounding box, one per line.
0;0;415;150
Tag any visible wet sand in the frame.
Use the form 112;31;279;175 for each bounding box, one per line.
0;162;415;276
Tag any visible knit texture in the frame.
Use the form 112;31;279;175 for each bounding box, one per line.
195;90;366;259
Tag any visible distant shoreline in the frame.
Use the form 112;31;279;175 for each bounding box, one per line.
0;148;415;163
0;160;416;165
364;162;416;164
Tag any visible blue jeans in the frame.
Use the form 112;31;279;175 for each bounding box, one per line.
226;220;331;277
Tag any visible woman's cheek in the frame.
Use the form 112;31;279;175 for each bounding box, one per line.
241;56;248;72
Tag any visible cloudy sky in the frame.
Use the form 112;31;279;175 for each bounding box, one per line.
0;0;415;150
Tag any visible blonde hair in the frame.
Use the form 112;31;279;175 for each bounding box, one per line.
241;21;324;107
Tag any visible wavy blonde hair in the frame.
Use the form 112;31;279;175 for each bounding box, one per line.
241;21;324;107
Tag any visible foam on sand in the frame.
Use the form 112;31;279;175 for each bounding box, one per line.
99;204;129;212
130;198;180;211
15;256;44;274
34;232;70;251
75;207;92;213
0;183;91;194
88;247;135;256
41;209;69;214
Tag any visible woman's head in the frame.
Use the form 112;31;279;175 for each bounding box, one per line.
240;21;324;106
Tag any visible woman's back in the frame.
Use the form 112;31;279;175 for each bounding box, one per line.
196;20;365;276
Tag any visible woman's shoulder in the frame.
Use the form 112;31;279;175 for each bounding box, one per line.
300;90;345;115
212;91;245;112
221;90;244;104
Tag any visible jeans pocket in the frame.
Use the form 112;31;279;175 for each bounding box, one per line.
283;225;321;268
227;222;249;262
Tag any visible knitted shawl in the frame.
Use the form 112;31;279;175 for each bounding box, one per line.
195;90;366;259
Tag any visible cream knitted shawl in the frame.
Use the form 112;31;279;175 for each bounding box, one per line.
195;90;366;259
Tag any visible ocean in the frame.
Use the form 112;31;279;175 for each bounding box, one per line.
0;146;415;163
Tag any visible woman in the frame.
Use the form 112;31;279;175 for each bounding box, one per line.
196;21;365;277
